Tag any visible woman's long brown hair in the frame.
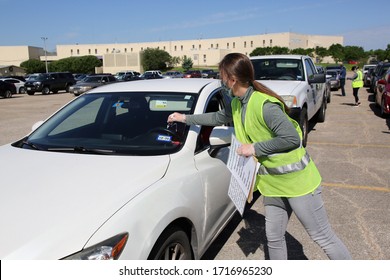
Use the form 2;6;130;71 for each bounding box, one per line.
218;53;289;113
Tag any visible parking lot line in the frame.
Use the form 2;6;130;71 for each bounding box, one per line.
323;182;390;192
309;141;390;149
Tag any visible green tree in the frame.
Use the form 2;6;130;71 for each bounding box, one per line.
50;56;102;73
343;46;365;62
20;59;46;74
141;48;171;71
181;55;193;71
328;44;344;63
315;46;329;62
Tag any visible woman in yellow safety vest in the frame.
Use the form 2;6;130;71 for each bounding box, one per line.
348;65;364;106
167;53;351;260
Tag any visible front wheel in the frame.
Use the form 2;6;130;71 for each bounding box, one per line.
19;87;26;94
3;90;12;98
299;107;308;147
148;226;192;260
42;86;50;95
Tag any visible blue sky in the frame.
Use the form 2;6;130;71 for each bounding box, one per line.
1;0;389;52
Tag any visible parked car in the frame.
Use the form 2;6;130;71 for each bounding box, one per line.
364;67;375;87
139;71;165;80
375;68;390;117
0;80;16;98
369;62;390;95
114;71;140;81
73;73;88;82
164;71;184;78
325;69;341;90
183;70;202;78
24;72;76;95
69;74;117;96
362;64;376;87
0;78;25;94
250;55;327;146
201;69;219;79
0;78;236;260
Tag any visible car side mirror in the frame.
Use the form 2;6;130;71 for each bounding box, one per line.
209;126;234;147
308;73;326;84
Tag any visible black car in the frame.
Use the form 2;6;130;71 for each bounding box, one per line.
369;62;390;95
0;80;16;98
24;72;76;95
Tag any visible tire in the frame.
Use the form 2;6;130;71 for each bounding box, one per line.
316;97;326;123
4;90;12;98
42;86;50;95
299;107;309;147
148;226;192;260
19;87;26;94
66;84;71;93
380;98;388;118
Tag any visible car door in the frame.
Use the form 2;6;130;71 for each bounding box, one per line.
193;90;236;251
304;58;322;117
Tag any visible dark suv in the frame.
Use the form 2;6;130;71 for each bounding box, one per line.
25;72;76;95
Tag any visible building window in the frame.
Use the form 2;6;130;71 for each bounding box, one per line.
233;42;235;48
270;39;272;47
216;43;219;49
211;44;214;48
181;45;183;51
71;49;73;56
131;48;133;52
95;49;97;54
163;46;166;50
251;41;253;47
106;48;109;53
174;46;177;51
244;41;247;48
192;44;195;49
227;43;229;49
203;54;206;63
263;40;265;47
199;44;201;50
124;48;127;53
77;49;80;55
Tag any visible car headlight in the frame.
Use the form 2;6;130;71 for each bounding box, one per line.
281;95;298;108
62;233;128;260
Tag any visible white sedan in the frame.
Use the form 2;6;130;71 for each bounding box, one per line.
0;78;236;260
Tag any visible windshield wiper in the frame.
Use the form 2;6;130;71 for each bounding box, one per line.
47;146;116;154
22;140;44;150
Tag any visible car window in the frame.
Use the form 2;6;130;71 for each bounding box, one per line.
252;58;304;81
24;92;198;156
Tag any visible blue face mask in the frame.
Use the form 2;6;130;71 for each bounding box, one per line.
221;80;234;97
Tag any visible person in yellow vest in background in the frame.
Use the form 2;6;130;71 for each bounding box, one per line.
167;53;352;260
348;65;364;106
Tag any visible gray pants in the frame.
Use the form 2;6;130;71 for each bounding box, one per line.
264;186;352;260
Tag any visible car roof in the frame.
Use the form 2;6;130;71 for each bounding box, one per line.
250;54;308;60
87;78;219;94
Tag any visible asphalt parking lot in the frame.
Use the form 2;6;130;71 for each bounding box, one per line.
1;80;389;260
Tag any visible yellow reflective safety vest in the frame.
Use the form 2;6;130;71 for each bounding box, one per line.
232;91;322;197
352;70;363;88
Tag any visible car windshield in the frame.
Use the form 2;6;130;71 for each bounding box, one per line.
251;58;304;81
326;70;339;78
16;92;197;156
27;74;48;81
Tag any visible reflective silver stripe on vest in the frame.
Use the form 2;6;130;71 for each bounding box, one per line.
258;151;311;175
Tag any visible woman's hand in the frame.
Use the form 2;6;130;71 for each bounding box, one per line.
167;112;186;123
237;144;255;157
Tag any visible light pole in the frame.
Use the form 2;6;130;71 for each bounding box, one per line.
41;37;48;73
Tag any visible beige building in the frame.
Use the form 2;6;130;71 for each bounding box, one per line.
1;32;343;74
0;46;44;68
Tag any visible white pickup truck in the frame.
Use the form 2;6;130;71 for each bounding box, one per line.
250;54;327;146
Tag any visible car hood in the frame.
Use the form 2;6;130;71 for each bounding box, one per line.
73;82;102;87
258;80;302;96
0;145;169;259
